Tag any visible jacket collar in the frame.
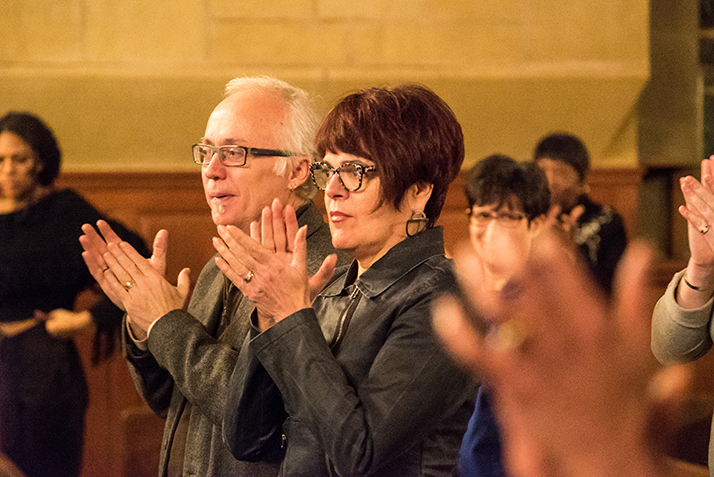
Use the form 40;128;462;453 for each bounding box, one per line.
330;227;446;299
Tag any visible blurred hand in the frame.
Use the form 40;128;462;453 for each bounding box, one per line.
39;309;93;338
433;232;690;477
546;204;584;240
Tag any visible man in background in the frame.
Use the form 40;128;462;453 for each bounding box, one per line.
533;132;627;294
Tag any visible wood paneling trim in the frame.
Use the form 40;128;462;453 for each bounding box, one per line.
59;171;202;189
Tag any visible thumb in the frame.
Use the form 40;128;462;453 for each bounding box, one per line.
150;229;169;275
177;268;192;303
309;254;337;300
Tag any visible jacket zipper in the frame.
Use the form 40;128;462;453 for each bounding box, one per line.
329;286;360;351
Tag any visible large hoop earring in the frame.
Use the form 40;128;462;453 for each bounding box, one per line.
406;210;428;237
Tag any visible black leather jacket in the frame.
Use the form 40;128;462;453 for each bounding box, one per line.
223;227;476;476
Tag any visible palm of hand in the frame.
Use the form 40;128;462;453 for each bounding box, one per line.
248;245;309;324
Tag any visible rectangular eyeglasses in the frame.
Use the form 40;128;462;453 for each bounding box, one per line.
192;144;295;167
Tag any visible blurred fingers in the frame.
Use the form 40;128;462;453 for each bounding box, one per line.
613;240;655;348
432;296;486;378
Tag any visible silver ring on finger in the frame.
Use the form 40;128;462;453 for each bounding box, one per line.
700;223;711;235
243;270;254;283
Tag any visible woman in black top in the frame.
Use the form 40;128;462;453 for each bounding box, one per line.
0;112;148;477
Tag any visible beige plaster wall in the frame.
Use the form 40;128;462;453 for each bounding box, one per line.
0;0;649;171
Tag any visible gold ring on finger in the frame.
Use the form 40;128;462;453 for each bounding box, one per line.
493;320;530;352
123;278;136;291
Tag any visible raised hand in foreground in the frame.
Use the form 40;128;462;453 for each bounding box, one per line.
433;232;691;477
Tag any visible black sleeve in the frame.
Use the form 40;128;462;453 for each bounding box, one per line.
592;212;627;296
223;322;287;462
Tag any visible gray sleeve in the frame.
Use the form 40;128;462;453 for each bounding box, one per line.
651;269;714;364
122;258;231;421
122;314;174;418
145;309;241;425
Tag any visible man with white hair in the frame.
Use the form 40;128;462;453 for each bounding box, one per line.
80;77;343;476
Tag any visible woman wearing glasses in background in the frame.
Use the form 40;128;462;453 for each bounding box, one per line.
465;155;550;294
455;154;550;477
217;84;476;476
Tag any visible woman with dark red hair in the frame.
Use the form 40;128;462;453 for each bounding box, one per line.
218;85;475;476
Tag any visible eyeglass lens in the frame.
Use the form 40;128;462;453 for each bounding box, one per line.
471;211;525;227
194;145;247;166
312;163;364;191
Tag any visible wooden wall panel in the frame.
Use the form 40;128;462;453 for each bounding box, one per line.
137;213;217;285
587;167;642;238
57;167;652;476
437;172;470;256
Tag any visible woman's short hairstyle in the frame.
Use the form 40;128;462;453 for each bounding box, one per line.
466;154;550;222
0;112;61;186
315;84;465;227
224;76;320;200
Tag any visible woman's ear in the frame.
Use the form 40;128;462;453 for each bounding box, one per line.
406;182;434;211
288;156;310;190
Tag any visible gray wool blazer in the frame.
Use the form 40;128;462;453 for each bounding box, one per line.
122;202;344;477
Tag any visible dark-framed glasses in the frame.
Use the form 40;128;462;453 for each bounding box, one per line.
468;209;527;228
310;161;376;192
192;144;295;167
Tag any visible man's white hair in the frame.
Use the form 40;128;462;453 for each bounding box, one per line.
224;76;319;200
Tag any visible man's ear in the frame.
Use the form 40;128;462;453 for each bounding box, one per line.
289;156;310;189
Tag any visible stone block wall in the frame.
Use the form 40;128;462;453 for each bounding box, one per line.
0;0;649;171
